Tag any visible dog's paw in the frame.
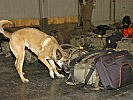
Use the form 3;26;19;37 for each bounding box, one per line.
57;74;64;78
22;79;29;83
50;71;54;78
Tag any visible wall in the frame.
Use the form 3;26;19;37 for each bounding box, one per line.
115;0;133;22
1;0;133;26
40;0;78;24
0;0;40;27
0;0;40;19
92;0;133;25
40;0;78;18
92;0;111;22
0;0;79;26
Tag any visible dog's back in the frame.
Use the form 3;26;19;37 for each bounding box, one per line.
9;28;49;55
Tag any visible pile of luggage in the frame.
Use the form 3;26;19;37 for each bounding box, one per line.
66;16;133;90
66;48;133;90
117;38;133;55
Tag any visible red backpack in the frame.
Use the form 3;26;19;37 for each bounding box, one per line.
123;27;133;38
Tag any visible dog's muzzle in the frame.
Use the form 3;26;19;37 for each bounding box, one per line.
55;60;70;73
62;61;70;73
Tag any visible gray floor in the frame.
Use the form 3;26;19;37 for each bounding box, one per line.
0;54;133;100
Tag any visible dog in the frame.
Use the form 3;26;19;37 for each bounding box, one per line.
0;20;69;83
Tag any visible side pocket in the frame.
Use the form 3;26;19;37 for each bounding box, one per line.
119;62;133;87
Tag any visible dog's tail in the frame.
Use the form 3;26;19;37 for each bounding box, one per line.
0;20;13;38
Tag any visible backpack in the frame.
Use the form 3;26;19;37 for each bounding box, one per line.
105;32;123;48
66;49;113;89
93;25;110;36
66;50;133;90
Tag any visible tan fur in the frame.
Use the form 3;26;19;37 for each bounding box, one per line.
0;20;68;83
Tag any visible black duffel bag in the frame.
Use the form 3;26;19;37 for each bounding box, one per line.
95;50;133;89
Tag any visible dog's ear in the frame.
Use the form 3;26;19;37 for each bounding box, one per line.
56;49;62;60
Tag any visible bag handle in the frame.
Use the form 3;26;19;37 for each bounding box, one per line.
119;62;133;87
101;54;133;65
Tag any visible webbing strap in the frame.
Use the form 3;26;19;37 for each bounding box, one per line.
84;64;96;86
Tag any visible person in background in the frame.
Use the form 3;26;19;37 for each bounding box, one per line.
122;16;133;38
79;0;96;34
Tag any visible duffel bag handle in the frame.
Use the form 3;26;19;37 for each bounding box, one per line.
102;55;132;65
119;62;133;87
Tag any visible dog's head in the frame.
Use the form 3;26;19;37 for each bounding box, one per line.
55;49;70;73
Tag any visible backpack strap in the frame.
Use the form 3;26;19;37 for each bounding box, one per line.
69;65;75;84
84;64;96;87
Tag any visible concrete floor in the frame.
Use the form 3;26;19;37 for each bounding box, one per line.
0;54;133;100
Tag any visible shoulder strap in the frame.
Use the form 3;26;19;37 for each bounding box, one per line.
84;64;96;86
69;65;75;84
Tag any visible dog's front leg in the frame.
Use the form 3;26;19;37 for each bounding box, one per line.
48;59;64;78
38;56;55;78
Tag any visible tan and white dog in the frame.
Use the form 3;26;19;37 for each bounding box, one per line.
0;20;69;83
